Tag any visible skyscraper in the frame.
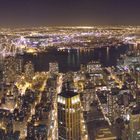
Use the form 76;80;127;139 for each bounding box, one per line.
3;56;23;83
49;62;59;74
57;88;81;140
107;90;118;123
24;61;34;81
129;106;140;140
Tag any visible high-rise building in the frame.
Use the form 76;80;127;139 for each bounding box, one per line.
87;61;101;73
136;89;140;106
27;122;47;140
107;90;119;122
57;89;81;140
0;55;4;84
135;64;140;88
129;106;140;140
49;62;59;73
24;61;34;81
95;120;116;140
3;56;23;83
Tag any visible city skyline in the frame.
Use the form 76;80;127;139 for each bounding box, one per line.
0;0;140;139
0;25;139;139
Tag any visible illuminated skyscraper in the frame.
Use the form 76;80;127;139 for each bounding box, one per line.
129;107;140;140
57;88;81;140
107;90;118;122
3;56;23;83
87;61;101;73
24;61;34;81
49;62;59;73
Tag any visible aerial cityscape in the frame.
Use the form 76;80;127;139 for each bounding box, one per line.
0;0;140;140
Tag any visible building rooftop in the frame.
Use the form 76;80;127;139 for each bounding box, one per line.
132;106;140;115
59;90;78;98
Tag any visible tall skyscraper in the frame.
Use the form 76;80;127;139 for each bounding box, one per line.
57;88;81;140
3;56;23;83
129;106;140;140
107;90;118;122
24;61;34;81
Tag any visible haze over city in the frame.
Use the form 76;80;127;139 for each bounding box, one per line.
0;0;140;27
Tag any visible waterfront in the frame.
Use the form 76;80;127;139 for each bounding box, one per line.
23;45;129;72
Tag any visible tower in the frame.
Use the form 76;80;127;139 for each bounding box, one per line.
107;91;117;122
129;106;140;140
57;88;81;140
3;56;23;83
24;61;34;81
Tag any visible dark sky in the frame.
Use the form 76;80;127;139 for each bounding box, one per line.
0;0;140;27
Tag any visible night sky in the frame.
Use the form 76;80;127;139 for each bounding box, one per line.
0;0;140;27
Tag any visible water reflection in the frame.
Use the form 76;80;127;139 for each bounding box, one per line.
23;45;129;73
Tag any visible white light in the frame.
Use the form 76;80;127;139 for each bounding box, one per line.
58;96;65;104
126;114;130;121
72;96;80;104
